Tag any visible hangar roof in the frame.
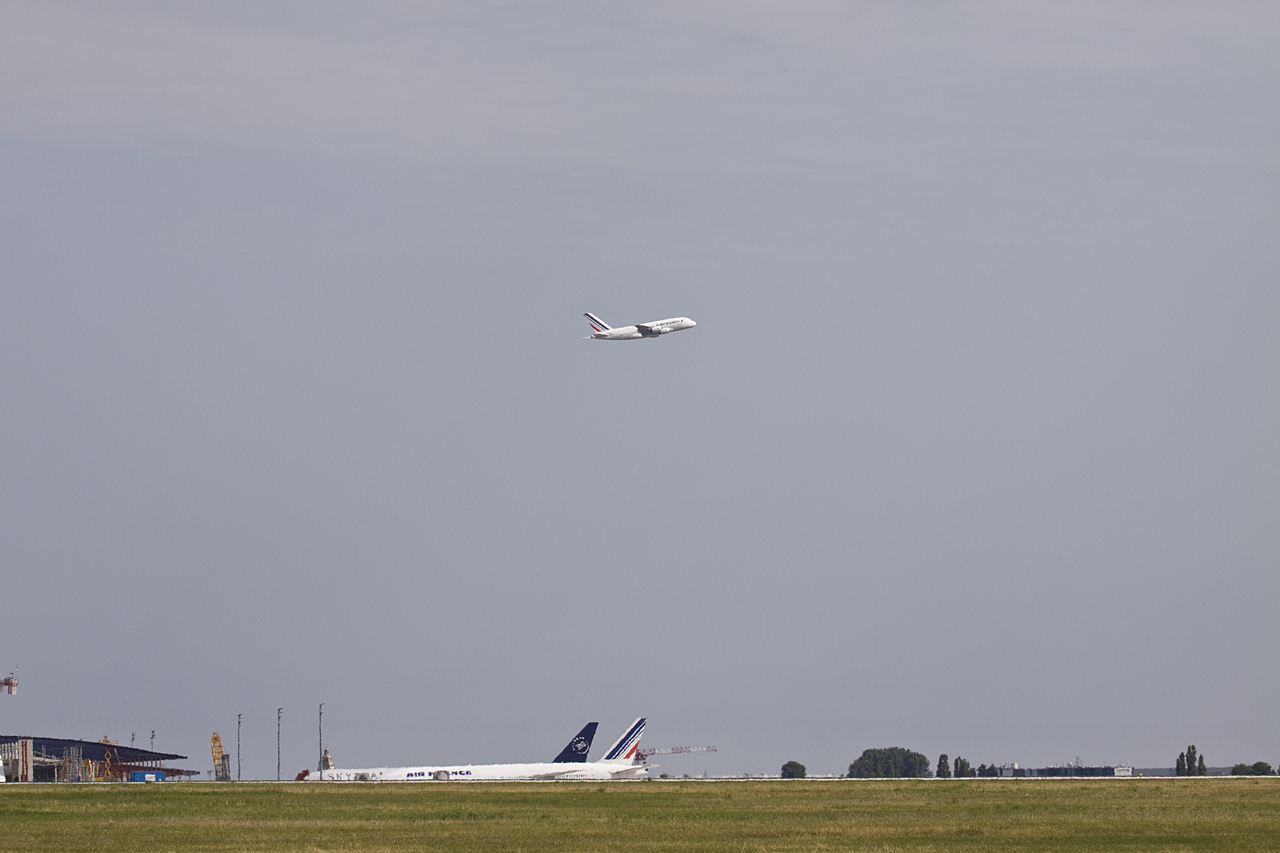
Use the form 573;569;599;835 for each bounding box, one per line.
0;735;186;763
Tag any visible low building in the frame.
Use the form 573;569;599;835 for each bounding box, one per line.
998;763;1133;778
1;736;192;782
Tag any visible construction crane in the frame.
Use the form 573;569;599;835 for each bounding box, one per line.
96;737;121;782
211;733;231;782
635;746;717;764
1;673;16;695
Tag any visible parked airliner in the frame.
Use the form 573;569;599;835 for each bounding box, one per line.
317;719;651;782
584;313;696;340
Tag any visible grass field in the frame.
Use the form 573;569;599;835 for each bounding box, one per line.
1;778;1277;852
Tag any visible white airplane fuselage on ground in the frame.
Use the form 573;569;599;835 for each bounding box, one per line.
584;313;696;340
319;759;651;782
317;718;651;782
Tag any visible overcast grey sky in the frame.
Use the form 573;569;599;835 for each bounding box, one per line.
1;2;1277;778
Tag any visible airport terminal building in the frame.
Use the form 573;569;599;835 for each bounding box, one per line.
1;736;192;782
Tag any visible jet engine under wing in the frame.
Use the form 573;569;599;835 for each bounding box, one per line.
635;324;662;337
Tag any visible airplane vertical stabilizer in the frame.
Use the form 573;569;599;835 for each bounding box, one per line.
584;313;612;332
599;718;647;765
552;723;598;763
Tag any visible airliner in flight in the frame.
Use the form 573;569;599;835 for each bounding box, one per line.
584;313;696;340
317;718;652;782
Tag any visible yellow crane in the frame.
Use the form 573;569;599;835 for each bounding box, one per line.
211;733;231;782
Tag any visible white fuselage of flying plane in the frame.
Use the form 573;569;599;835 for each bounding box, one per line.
584;313;696;340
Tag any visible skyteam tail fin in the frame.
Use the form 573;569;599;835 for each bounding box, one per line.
552;722;598;763
600;718;646;764
584;313;612;333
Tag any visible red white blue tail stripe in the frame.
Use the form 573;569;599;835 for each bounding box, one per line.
601;717;647;763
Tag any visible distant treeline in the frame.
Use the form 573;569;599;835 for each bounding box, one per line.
847;748;931;778
776;743;1277;780
840;748;997;779
1175;745;1277;777
1231;762;1275;776
1176;745;1206;776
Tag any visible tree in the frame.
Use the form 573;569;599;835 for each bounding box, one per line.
781;761;806;779
1186;745;1198;776
1231;762;1275;776
847;748;932;778
1197;754;1206;776
1176;753;1187;776
978;763;999;777
936;754;951;778
953;756;973;778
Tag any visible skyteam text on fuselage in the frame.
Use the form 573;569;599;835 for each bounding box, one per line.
584;313;696;340
317;719;652;782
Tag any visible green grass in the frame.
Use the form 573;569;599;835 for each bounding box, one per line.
1;778;1277;852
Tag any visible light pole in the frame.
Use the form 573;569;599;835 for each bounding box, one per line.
277;708;283;782
237;714;242;782
151;730;155;751
318;703;324;773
